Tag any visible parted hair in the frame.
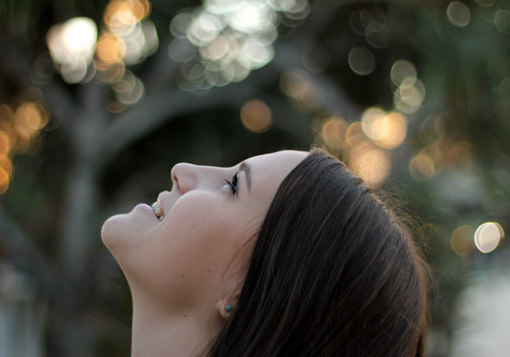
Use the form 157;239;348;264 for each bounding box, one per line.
208;148;428;357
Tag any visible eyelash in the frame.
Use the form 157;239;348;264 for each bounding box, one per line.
225;173;238;195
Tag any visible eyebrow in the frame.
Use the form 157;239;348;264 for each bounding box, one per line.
239;161;251;194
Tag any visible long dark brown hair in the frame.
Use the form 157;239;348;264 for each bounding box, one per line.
208;148;428;356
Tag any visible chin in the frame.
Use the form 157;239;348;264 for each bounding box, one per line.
101;211;139;254
101;214;122;250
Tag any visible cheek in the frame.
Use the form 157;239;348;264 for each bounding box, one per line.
129;193;244;307
162;193;240;264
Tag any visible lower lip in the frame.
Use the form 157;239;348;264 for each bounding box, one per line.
135;203;160;221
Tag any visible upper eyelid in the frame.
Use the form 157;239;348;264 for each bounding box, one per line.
227;172;239;194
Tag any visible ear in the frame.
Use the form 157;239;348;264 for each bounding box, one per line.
216;289;241;319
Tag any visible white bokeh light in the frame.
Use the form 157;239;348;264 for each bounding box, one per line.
474;222;503;253
447;1;471;27
46;17;98;83
171;0;310;91
348;47;376;75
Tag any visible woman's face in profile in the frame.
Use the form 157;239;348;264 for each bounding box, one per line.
101;150;307;312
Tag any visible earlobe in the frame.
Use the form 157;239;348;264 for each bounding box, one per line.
217;298;234;319
217;288;240;319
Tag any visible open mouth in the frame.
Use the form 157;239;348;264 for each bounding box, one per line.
151;202;165;221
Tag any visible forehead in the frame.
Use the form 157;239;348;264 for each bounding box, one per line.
243;150;308;191
245;150;307;171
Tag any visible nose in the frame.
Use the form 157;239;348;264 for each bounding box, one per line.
171;163;226;195
171;163;198;195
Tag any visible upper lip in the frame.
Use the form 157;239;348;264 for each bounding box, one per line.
157;191;172;216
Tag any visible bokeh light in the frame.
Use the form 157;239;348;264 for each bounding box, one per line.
240;100;272;133
45;0;157;95
95;61;126;83
321;116;347;149
348;47;376;75
474;222;503;253
93;0;157;109
394;76;426;114
111;70;145;105
494;222;505;239
476;0;495;6
0;167;9;194
46;17;98;83
451;225;475;256
348;7;392;49
365;21;391;49
409;153;435;182
0;155;12;178
447;141;472;168
391;60;417;87
349;140;391;185
171;0;311;91
0;101;49;194
345;121;365;147
361;108;407;149
390;59;425;113
96;32;126;65
320;114;392;186
13;103;48;137
103;0;151;33
280;69;318;110
0;132;11;156
447;2;471;27
349;11;365;35
99;0;158;66
494;9;510;34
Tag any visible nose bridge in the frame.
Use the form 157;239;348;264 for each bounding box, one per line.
171;163;224;194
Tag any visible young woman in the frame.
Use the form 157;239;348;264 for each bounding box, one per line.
102;148;428;357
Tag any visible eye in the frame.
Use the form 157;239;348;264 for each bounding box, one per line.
225;173;238;195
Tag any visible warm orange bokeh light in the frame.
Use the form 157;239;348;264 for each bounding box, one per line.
345;122;365;147
349;141;391;186
0;104;13;122
0;155;13;177
0;132;11;155
451;225;475;256
0;167;9;194
447;141;472;168
321;117;347;149
95;61;126;82
280;69;318;110
0;101;49;194
14;102;48;137
104;0;150;34
361;108;407;149
476;0;495;6
96;32;126;64
409;154;435;181
13;126;31;153
240;100;272;133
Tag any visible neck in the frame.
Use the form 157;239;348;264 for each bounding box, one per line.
131;296;221;357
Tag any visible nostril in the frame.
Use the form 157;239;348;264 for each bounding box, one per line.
171;163;199;194
171;171;180;193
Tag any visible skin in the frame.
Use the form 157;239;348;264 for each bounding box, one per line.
101;150;308;357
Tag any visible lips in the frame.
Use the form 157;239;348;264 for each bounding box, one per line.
151;191;176;222
151;201;165;221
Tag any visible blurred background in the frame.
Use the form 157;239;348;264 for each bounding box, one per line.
0;0;509;356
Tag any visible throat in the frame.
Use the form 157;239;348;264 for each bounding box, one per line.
130;301;221;357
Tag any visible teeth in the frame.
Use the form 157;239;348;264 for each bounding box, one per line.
151;202;163;218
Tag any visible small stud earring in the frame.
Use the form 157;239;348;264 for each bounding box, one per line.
225;304;233;313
